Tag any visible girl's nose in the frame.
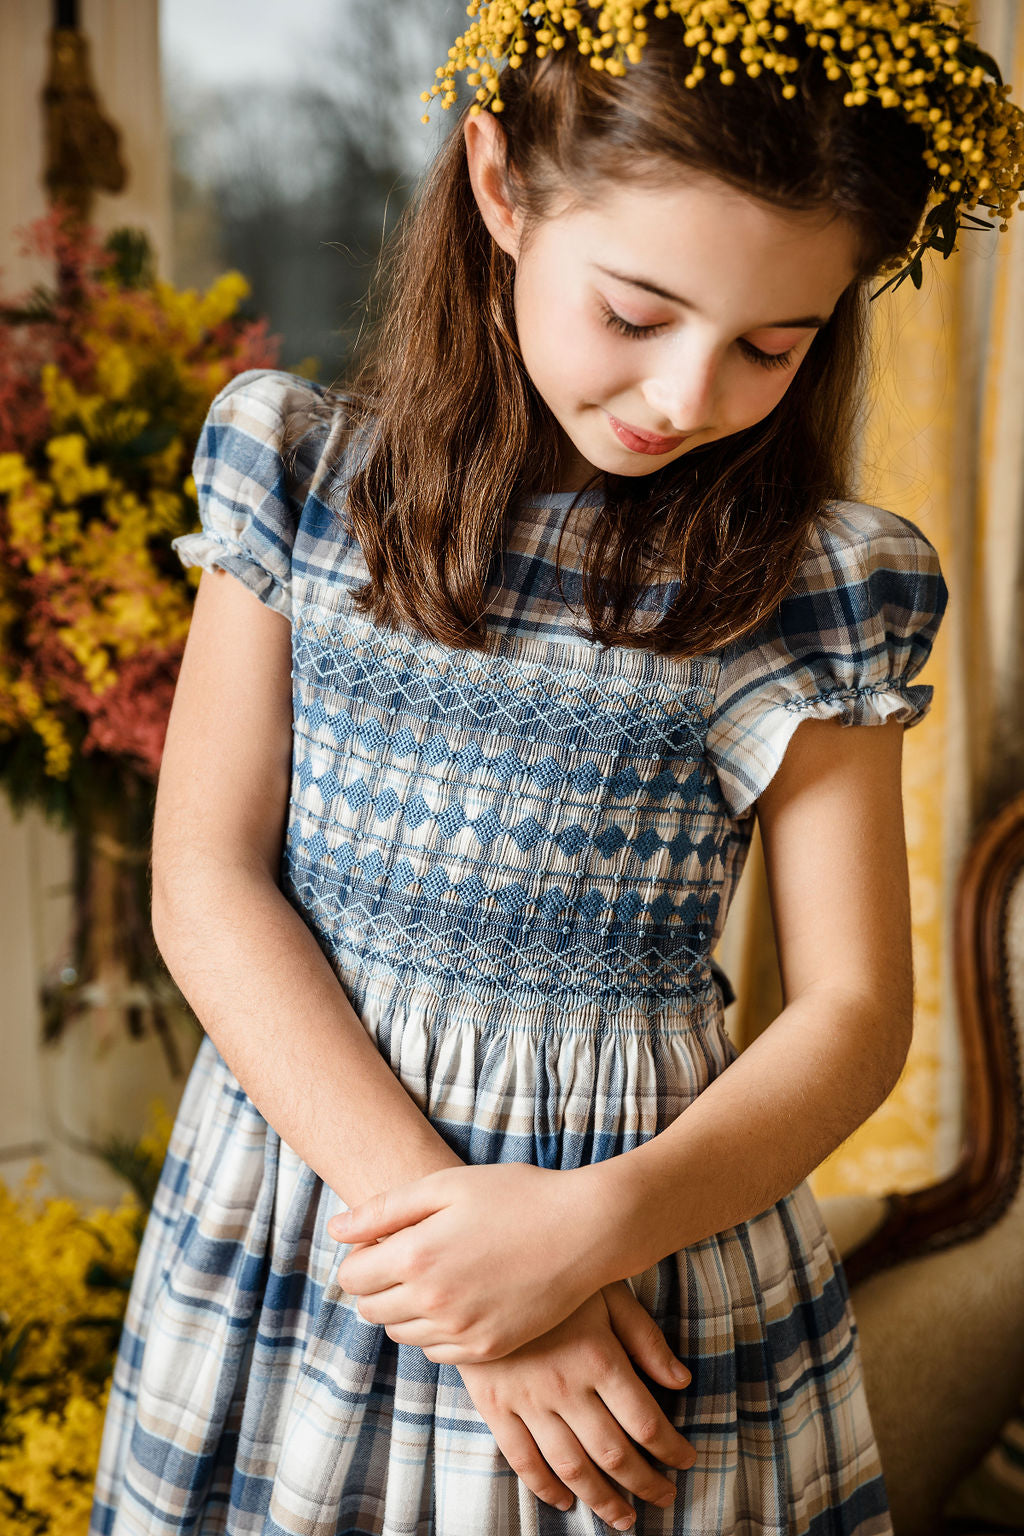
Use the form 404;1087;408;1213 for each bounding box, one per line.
641;348;719;433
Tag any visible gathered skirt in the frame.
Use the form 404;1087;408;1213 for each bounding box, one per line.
88;965;891;1535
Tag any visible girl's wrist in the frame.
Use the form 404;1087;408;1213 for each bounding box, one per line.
563;1157;651;1294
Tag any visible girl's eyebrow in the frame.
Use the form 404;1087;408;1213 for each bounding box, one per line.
592;262;830;328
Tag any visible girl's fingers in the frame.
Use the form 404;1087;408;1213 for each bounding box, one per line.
370;1324;480;1363
328;1180;438;1243
593;1348;698;1474
352;1287;420;1328
455;1288;698;1525
478;1406;576;1513
603;1281;692;1390
526;1406;642;1530
597;1290;698;1472
558;1392;681;1512
336;1233;406;1294
349;1298;474;1360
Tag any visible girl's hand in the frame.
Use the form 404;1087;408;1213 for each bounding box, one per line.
459;1280;697;1530
327;1162;611;1363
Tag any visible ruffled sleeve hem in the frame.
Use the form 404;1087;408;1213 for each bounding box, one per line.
172;528;293;620
712;677;934;821
783;677;934;724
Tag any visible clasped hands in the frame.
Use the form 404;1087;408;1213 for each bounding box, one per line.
327;1161;627;1365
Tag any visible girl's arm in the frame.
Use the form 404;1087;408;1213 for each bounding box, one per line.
152;567;465;1202
595;711;914;1279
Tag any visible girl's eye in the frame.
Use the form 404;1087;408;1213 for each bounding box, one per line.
600;301;800;371
599;301;666;339
737;338;798;371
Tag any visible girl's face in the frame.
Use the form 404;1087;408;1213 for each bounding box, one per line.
465;119;862;492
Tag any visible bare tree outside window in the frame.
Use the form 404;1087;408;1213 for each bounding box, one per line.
161;0;465;378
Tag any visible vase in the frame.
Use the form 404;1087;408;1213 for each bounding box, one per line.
37;775;202;1206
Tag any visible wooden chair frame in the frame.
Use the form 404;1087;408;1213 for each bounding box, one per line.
842;789;1024;1289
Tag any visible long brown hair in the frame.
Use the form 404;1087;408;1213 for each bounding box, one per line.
290;19;932;658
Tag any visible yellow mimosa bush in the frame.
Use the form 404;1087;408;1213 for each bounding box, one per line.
0;1100;173;1532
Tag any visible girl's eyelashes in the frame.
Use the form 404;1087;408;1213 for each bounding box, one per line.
598;301;665;339
598;300;798;371
737;338;798;371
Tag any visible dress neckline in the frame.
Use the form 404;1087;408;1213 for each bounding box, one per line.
514;488;605;507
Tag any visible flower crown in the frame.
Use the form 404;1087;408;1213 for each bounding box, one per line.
421;1;1024;296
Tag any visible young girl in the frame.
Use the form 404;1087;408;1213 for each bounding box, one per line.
89;4;1022;1533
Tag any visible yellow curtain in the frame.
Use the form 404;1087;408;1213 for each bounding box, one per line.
715;0;1024;1198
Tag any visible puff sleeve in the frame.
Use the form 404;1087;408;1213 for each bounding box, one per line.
172;368;311;621
704;503;949;821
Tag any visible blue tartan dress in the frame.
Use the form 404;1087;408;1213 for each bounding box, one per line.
89;368;948;1536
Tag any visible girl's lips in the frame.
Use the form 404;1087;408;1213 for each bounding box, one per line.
607;413;688;454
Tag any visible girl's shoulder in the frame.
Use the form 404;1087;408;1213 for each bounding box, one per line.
196;365;355;493
782;496;948;647
705;498;949;820
173;368;362;622
808;497;945;585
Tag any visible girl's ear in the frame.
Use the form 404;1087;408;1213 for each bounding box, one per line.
463;112;524;261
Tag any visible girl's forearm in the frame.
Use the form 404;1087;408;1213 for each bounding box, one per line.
587;985;911;1285
152;867;465;1206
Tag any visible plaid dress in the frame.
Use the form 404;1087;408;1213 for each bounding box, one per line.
89;368;948;1536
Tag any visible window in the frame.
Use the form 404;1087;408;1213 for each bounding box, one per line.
160;0;463;378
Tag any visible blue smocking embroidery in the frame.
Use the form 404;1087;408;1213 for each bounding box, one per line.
283;610;727;1020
